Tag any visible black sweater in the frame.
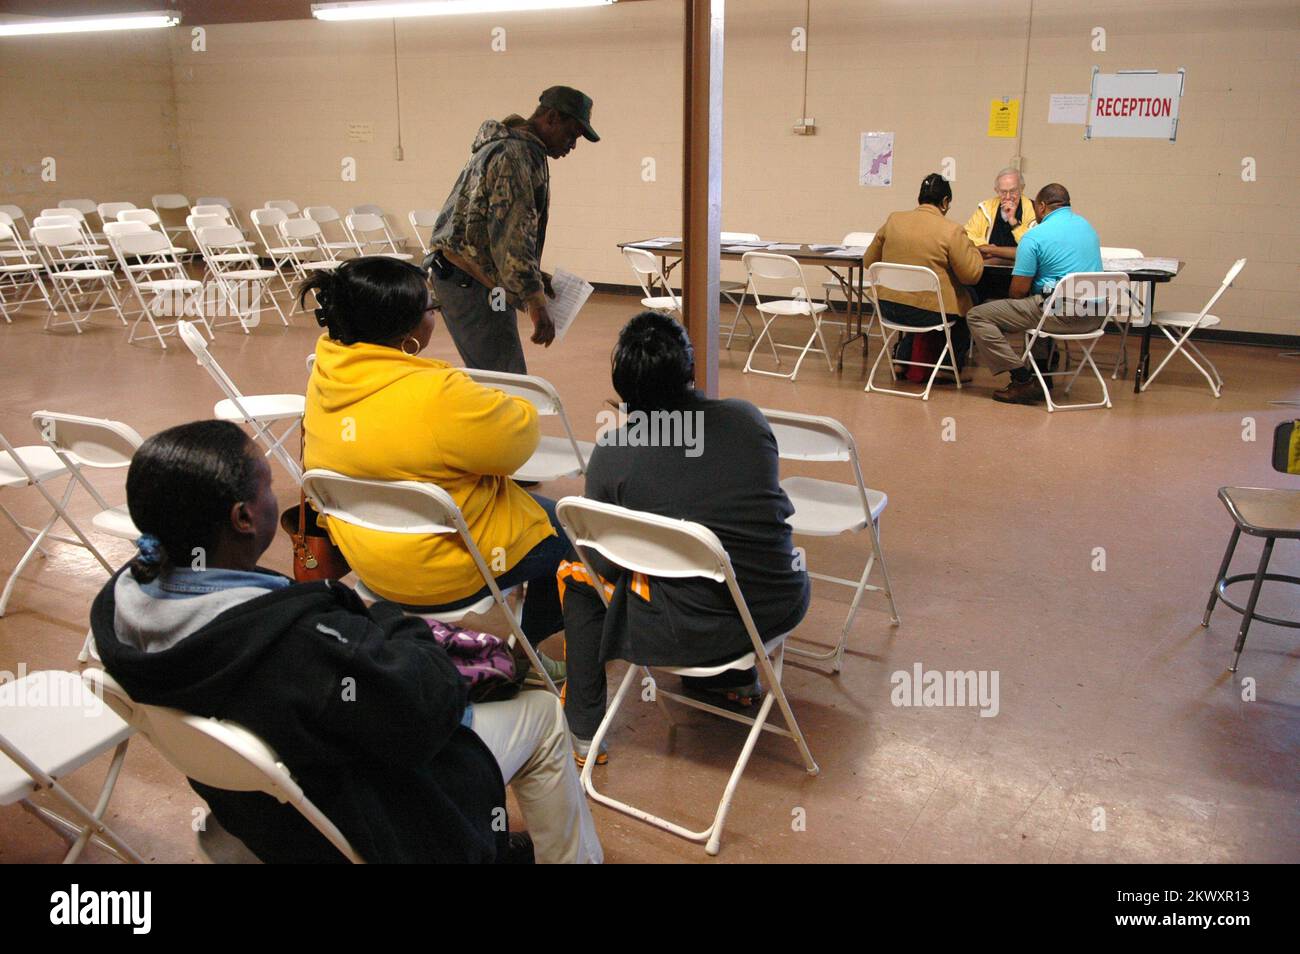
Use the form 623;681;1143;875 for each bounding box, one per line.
91;569;509;863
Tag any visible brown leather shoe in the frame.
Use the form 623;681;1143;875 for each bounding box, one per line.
992;379;1045;405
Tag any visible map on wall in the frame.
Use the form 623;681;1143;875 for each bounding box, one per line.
859;132;894;187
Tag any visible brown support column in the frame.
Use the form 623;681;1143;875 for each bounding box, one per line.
682;0;724;397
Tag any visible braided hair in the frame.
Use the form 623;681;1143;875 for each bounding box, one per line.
298;256;431;345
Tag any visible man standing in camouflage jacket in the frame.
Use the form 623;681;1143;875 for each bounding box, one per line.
425;86;599;373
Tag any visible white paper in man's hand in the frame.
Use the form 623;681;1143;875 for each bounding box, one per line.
545;269;594;341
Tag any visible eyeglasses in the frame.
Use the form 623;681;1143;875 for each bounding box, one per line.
996;188;1020;198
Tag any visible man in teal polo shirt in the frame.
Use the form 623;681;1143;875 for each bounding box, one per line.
966;183;1104;404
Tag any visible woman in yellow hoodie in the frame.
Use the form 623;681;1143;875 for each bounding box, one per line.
300;257;569;679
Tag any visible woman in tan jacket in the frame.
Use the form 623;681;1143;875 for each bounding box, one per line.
863;173;985;374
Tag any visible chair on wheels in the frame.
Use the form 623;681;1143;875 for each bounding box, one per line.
458;369;594;482
84;668;365;864
741;251;832;382
1;670;141;863
300;469;559;696
177;321;305;483
864;263;962;401
554;496;819;855
1143;259;1245;398
1023;271;1127;413
759;408;899;671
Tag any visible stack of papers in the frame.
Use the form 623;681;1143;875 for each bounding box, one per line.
1102;257;1179;274
724;244;767;253
766;243;804;251
545;269;593;342
826;246;868;258
631;238;677;249
809;243;843;252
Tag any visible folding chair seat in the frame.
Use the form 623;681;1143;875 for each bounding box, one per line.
1143;259;1245;398
622;246;681;316
863;262;962;401
759;409;899;672
459;369;594;482
1023;271;1127;412
741;251;832;381
30;225;126;333
409;209;438;256
0;430;114;619
0;223;54;322
177;321;305;483
193;223;289;331
107;226;207;347
344;212;413;260
85;669;364;864
1;670;141;863
304;206;363;257
554;496;819;855
300;469;558;695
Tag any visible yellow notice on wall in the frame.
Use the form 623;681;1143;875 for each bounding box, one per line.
988;98;1020;138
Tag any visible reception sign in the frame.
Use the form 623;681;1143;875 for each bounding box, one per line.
1085;68;1186;141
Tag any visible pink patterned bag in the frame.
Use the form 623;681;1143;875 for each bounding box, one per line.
423;620;522;702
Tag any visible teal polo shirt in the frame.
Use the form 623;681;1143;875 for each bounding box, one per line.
1012;207;1103;295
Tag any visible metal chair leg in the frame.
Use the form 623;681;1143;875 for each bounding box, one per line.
1202;526;1241;626
1230;537;1274;672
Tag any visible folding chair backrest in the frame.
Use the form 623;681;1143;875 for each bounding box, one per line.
84;669;364;864
351;204;385;218
191;204;232;221
265;199;299;215
622;246;676;300
556;496;732;585
842;231;875;246
118;208;162;226
178;320;248;408
281;218;324;241
251;207;288;246
0;205;27;235
409;209;437;230
304;206;342;225
104;221;152;240
0;223;13;244
743;251;804;283
301;469;459;536
1041;271;1127;322
58;198;96;216
98;202;136;222
33;213;80;230
111;229;175;257
867;262;941;296
31;225;85;249
40;207;84;224
459;368;563;416
32;411;142;469
1198;258;1247;319
758;408;855;462
196;197;233;211
347;213;385;234
152;194;189;212
196;223;246;250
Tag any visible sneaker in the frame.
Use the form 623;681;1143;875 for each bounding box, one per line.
573;735;609;768
523;651;567;689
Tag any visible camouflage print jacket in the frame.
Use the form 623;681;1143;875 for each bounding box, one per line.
426;116;550;311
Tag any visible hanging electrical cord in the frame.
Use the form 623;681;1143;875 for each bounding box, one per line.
799;0;811;126
1016;0;1034;164
392;18;405;160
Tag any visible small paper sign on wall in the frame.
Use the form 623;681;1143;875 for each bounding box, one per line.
987;98;1020;138
347;122;375;143
1086;68;1186;140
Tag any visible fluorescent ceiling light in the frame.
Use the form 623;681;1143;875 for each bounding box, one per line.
0;11;181;38
313;0;616;21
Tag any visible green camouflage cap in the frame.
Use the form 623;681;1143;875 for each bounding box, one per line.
539;86;600;142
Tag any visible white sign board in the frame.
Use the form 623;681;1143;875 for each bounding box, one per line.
1086;68;1185;140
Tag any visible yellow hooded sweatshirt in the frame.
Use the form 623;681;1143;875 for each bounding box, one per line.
963;195;1037;247
303;335;554;605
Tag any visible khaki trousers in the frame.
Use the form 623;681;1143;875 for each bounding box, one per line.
966;295;1103;375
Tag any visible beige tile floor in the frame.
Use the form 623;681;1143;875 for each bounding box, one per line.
0;286;1296;863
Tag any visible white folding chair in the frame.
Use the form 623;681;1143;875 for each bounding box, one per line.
278;219;342;316
196;197;249;236
864;262;961;401
304;206;363;257
35;210;112;263
85;668;364;864
344;213;413;260
741;251;832;381
300;469;559;695
554;496;819;856
191;203;234;222
820;230;875;315
622;246;681;316
250;207;306;304
458;369;594;482
1143;259;1245;398
0;429;114;618
107;227;207;347
0;210;38;263
177;320;305;482
97;202;137;227
1024;271;1127;412
151;193;192;249
1100;246;1150;379
759;409;899;672
408;209;438;256
0;204;31;242
118;209;188;256
30;225;126;333
193;223;289;330
1;670;141;863
0;222;54;322
57;198;102;239
718;231;759;347
265;199;300;216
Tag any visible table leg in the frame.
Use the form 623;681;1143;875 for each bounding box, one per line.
1134;282;1156;393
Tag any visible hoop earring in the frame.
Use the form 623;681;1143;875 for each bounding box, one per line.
401;336;420;356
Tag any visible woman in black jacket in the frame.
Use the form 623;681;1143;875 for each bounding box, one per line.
91;419;601;863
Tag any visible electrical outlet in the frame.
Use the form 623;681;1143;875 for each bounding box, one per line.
793;117;817;135
393;144;405;161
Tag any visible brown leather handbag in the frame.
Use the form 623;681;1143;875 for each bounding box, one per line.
280;426;351;582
